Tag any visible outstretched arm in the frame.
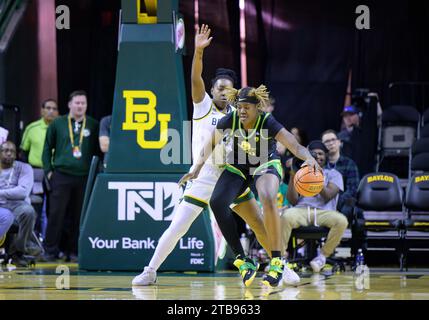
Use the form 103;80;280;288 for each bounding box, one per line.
191;24;213;103
179;129;222;186
275;128;321;171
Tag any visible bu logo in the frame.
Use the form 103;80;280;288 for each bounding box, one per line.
108;182;182;221
122;90;171;149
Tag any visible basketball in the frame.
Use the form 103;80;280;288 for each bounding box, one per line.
293;166;325;197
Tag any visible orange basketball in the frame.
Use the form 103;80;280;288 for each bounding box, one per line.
293;166;325;197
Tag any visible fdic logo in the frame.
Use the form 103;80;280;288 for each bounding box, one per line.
108;182;182;221
122;90;171;149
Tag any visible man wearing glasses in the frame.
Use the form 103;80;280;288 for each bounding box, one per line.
321;129;365;261
20;99;59;242
21;99;59;168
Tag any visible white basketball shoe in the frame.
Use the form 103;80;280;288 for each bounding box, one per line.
132;266;157;286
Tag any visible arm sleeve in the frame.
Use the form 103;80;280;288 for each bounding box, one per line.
328;169;344;192
265;114;285;138
0;164;33;200
42;122;55;174
192;92;212;119
99;116;111;137
20;126;31;151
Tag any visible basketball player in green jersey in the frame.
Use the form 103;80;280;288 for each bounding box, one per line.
180;85;320;287
133;25;272;288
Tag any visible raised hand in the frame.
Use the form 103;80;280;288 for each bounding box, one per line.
195;24;213;50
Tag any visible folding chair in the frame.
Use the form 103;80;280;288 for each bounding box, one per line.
377;105;420;178
403;173;429;271
355;172;405;270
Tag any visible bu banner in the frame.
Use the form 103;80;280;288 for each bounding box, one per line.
79;173;228;271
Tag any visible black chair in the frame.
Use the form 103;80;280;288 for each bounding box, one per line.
379;105;421;154
423;108;429;126
0;216;42;268
30;168;45;238
355;172;405;270
377;105;420;177
0;222;36;268
403;173;429;270
409;138;429;178
288;226;348;273
420;125;429;138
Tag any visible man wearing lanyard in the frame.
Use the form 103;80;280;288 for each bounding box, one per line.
42;90;99;261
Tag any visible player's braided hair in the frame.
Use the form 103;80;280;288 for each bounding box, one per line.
224;87;239;103
224;85;270;110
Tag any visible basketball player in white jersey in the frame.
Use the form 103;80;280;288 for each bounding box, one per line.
132;25;289;287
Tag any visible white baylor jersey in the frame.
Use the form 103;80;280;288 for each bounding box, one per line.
191;92;233;167
183;93;250;208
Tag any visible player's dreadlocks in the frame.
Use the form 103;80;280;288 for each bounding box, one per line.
224;85;270;110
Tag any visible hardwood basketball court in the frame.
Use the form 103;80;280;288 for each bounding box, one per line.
1;263;428;300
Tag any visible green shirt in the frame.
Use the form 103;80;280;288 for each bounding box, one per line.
20;118;49;168
277;182;289;208
42;115;100;176
256;182;289;209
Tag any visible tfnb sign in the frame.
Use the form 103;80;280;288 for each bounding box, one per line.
108;182;182;221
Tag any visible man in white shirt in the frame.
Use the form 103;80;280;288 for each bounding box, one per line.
281;140;348;272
